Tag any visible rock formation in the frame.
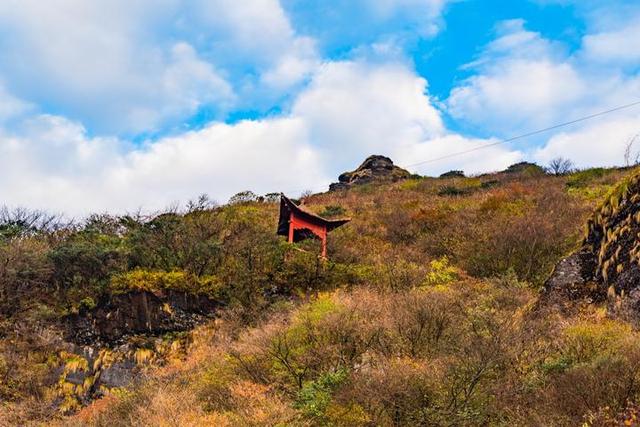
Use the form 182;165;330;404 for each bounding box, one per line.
329;155;411;191
67;290;220;345
543;171;640;312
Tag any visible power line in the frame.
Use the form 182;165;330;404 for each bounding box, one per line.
278;100;640;196
404;100;640;169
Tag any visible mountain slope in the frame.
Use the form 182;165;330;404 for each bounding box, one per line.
2;161;639;426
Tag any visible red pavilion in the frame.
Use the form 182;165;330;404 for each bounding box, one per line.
277;194;350;258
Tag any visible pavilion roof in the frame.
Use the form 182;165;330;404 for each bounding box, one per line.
277;194;351;236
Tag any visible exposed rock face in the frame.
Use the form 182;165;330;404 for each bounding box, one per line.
66;290;220;345
542;249;598;305
59;345;139;402
330;155;411;191
440;170;465;178
543;172;640;311
55;290;221;410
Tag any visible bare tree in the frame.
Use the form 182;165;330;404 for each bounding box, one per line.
547;157;574;176
186;193;217;213
624;133;640;167
0;206;67;240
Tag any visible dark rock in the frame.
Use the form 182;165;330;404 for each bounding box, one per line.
66;290;220;346
57;344;142;406
99;359;137;388
330;155;411;191
543;172;640;315
541;249;598;304
440;170;465;178
328;182;350;192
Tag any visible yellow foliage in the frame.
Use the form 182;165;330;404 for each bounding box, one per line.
110;269;223;298
61;352;89;374
422;256;459;287
134;348;154;365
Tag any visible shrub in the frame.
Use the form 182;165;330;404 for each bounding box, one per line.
535;320;640;424
547;157;575;176
295;369;348;423
566;168;614;188
438;185;470;196
110;269;224;299
504;162;545;176
228;191;259;205
319;205;346;218
346;357;441;425
423;257;459;288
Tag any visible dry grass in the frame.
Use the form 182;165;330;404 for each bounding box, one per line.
3;167;639;426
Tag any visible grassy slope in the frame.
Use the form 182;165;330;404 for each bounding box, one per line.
2;166;638;426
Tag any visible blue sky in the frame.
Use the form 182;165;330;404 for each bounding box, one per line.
0;0;639;214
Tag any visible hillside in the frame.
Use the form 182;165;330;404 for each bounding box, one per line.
2;161;640;426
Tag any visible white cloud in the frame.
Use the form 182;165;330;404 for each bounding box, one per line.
447;20;586;134
0;58;525;214
292;60;446;172
582;19;640;65
395;135;523;176
0;0;458;140
260;37;319;90
366;0;449;36
281;0;451;57
109;118;326;211
190;0;298;60
446;16;640;167
0;0;238;134
0;83;32;123
448;60;585;133
0;0;325;134
533;115;640;168
0;113;326;216
187;0;323;102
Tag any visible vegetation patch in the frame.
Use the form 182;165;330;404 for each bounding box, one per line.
110;269;224;299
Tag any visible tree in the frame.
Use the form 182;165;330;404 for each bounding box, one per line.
624;133;640;166
0;207;65;241
547;157;574;176
228;191;258;205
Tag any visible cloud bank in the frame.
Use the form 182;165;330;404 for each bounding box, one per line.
0;0;639;214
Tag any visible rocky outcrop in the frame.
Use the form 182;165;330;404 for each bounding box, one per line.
54;290;221;411
66;290;220;345
542;249;598;305
440;170;465;178
330;155;411;191
543;171;640;312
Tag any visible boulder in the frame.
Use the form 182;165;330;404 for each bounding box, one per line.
440;170;465;178
329;155;411;191
66;290;220;345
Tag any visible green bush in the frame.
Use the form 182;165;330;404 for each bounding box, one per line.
438;185;470;196
319;205;346;218
296;369;348;423
422;256;458;287
566;168;612;188
110;269;224;299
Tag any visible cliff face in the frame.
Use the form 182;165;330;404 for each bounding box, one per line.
66;290;220;345
329;155;411;191
544;171;640;311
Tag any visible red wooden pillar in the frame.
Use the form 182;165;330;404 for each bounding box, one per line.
288;218;295;243
320;228;327;258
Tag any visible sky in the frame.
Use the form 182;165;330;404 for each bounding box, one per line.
0;0;639;215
